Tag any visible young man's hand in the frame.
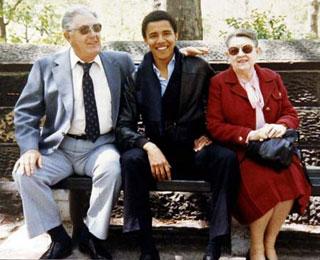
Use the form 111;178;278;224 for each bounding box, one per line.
193;135;212;152
143;142;172;181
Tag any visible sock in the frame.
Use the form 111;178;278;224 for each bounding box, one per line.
48;225;71;243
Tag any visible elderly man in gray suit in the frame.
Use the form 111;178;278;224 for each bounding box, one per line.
12;5;135;260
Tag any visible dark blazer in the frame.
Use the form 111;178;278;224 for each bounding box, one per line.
116;50;214;151
14;49;135;155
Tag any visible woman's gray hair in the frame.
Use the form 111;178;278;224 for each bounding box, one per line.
225;28;258;47
61;5;98;31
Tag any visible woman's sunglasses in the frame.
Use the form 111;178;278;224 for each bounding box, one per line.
69;23;102;35
228;44;254;56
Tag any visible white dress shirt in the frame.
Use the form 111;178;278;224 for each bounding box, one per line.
68;48;112;135
152;55;176;96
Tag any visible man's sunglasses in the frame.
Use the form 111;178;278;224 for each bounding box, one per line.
70;23;102;35
228;44;254;56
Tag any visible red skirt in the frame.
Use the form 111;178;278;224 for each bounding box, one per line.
234;155;311;225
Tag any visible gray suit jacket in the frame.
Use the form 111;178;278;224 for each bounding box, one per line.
14;49;135;155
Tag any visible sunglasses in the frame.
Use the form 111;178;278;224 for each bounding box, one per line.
228;44;254;56
70;23;102;35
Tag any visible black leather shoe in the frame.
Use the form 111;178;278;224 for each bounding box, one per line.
40;240;72;259
139;250;160;260
79;237;112;260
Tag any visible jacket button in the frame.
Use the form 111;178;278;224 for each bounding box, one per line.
279;92;282;97
265;107;271;111
238;136;243;142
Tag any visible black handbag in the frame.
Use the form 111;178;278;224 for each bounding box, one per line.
246;129;299;170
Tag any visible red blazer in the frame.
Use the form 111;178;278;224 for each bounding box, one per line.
206;64;299;162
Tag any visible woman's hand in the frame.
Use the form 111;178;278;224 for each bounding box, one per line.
247;129;268;142
260;123;287;138
247;123;287;142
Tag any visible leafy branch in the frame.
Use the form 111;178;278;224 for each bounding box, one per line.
220;9;292;40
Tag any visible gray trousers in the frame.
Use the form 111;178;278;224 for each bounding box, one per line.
12;135;121;239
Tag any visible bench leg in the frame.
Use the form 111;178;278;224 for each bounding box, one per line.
69;190;89;243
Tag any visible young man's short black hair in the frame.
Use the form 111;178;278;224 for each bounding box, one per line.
141;10;177;38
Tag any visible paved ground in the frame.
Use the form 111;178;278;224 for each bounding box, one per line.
1;218;320;260
1;183;320;259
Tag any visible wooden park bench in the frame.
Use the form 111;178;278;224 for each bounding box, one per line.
1;41;319;254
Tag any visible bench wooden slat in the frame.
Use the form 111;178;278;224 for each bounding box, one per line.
51;178;211;192
308;166;320;196
51;166;320;194
51;177;92;190
155;180;211;192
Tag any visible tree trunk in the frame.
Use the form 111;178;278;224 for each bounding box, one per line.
0;0;6;42
167;0;203;40
309;0;319;37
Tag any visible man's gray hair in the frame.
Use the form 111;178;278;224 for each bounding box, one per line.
61;5;98;31
225;28;258;47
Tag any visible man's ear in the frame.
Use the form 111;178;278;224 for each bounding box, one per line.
175;32;179;40
64;31;70;42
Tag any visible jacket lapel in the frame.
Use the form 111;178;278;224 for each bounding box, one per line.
224;65;276;104
255;65;276;105
224;67;248;99
52;50;74;117
139;53;162;122
100;52;121;127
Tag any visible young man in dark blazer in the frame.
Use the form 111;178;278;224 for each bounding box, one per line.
116;10;239;260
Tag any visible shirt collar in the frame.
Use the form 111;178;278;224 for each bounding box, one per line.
152;54;176;78
238;67;258;87
69;47;102;69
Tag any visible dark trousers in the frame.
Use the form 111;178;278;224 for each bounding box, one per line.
121;143;239;240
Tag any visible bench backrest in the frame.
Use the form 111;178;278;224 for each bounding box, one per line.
0;41;319;182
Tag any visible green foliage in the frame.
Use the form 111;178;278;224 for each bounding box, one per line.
3;0;65;44
8;33;23;43
304;32;319;40
221;9;292;40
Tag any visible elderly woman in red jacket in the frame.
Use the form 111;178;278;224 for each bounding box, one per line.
207;29;311;260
